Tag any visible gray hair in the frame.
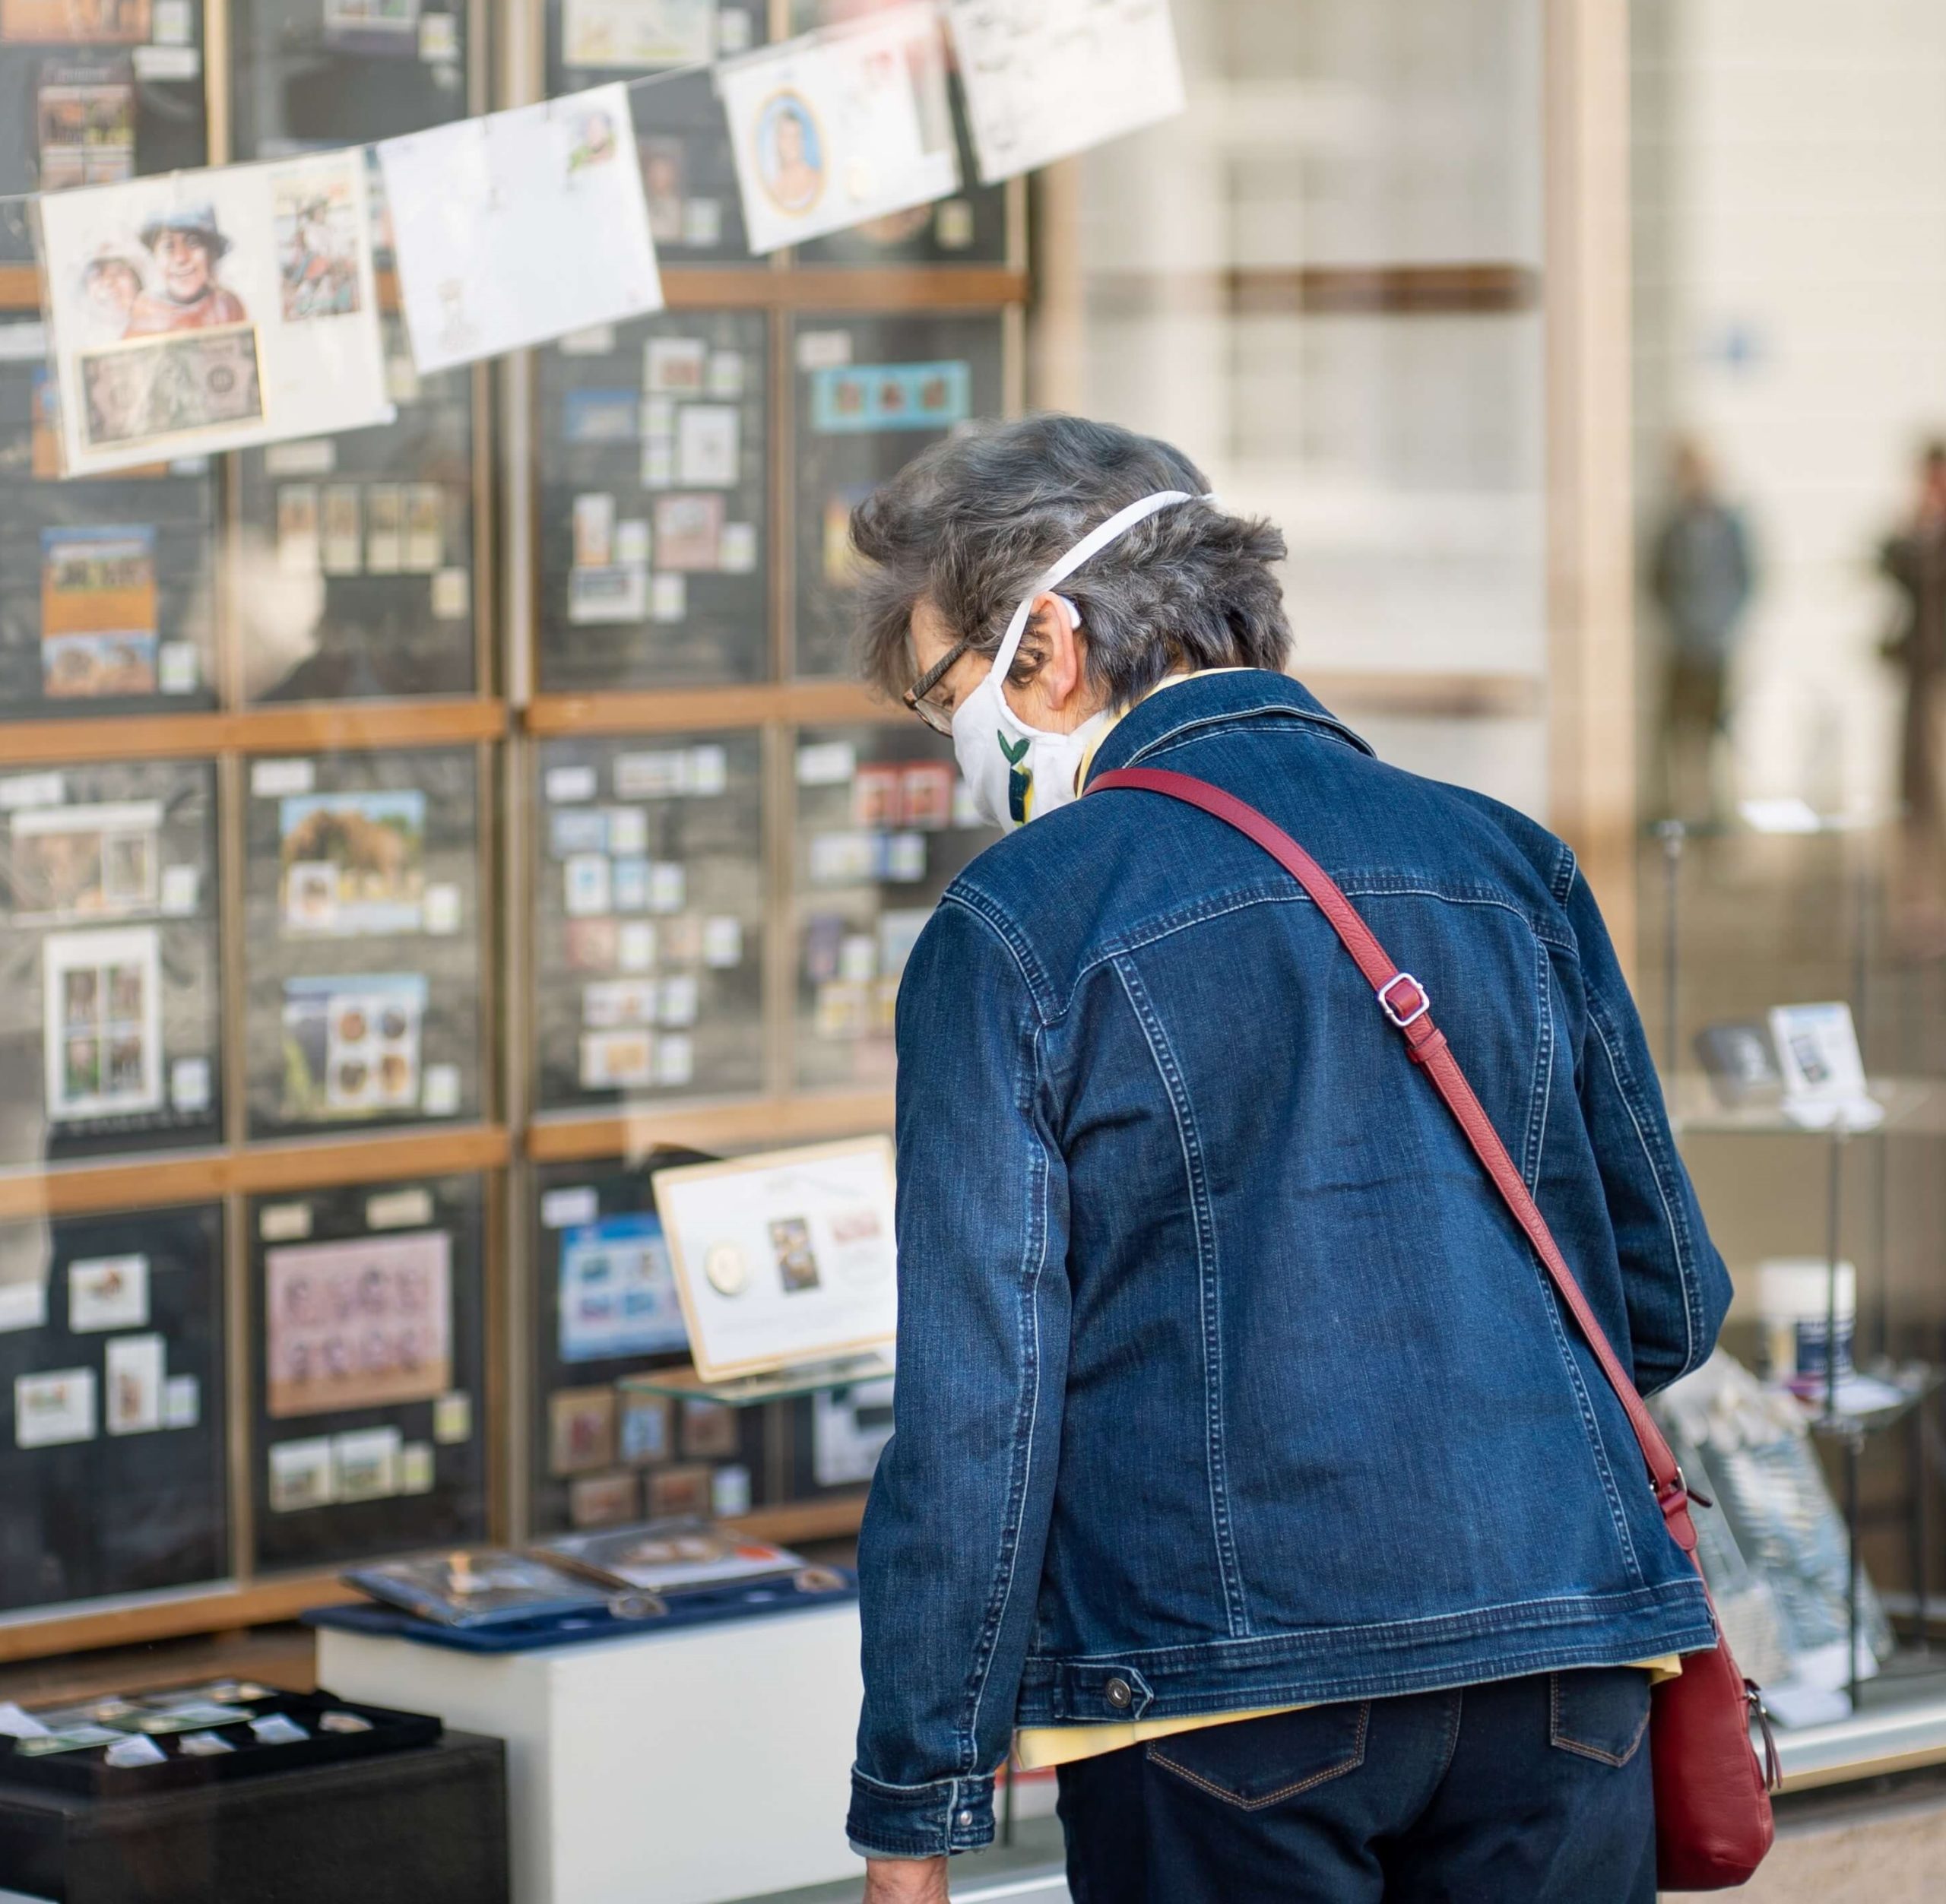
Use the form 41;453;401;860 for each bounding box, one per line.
850;413;1293;705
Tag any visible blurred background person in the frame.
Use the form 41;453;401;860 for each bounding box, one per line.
1878;439;1946;957
1650;437;1754;821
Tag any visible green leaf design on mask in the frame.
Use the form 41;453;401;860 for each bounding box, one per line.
998;733;1031;768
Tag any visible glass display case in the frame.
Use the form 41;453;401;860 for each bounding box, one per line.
249;1170;487;1571
0;1200;226;1611
0;0;1028;1663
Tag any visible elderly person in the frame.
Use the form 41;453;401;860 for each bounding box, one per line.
844;416;1730;1904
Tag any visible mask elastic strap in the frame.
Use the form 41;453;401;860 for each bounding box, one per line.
987;489;1201;685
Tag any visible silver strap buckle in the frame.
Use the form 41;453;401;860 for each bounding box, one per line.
1377;973;1431;1029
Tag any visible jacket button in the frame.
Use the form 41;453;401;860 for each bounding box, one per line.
1105;1677;1133;1711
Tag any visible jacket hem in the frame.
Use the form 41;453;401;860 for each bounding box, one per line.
1014;1579;1716;1726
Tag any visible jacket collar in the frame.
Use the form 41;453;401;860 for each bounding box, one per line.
1082;669;1374;788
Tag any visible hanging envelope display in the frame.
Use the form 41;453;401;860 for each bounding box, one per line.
36;148;392;477
943;0;1186;185
715;3;959;255
379;83;664;373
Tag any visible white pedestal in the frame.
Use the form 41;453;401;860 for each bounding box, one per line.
316;1602;866;1904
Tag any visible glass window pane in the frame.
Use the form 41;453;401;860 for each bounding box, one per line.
0;1202;227;1610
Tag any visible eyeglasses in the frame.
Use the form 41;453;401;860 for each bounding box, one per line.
901;636;972;735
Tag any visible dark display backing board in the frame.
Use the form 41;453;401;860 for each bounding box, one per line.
537;309;769;692
0;2;209;263
792;721;994;1091
230;0;471;160
239;318;478;702
0;1201;227;1612
248;1171;488;1572
533;730;765;1112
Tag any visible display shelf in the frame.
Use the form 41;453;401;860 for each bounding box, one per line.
0;1125;510;1221
727;1494;865;1548
1668;1074;1946;1138
0;700;509;764
524;1090;893;1164
524;680;885;737
0;1571;360;1668
623;1354;893;1408
1773;1662;1946;1792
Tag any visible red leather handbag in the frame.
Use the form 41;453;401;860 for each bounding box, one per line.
1090;766;1780;1890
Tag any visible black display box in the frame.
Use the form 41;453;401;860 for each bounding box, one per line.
0;1729;506;1904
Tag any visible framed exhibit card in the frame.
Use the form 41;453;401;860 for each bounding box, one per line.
237;318;478;702
530;1155;769;1535
533;731;763;1112
791;724;995;1091
228;0;472;163
652;1136;897;1381
0;1202;227;1614
0;1;209;265
248;1171;486;1572
791;312;1006;677
537;309;768;692
0;323;219;720
240;745;483;1139
0;756;222;1164
546;0;762;264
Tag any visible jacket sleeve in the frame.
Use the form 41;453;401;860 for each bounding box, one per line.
1562;856;1732;1395
847;893;1072;1860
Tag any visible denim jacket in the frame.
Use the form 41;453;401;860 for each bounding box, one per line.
848;671;1729;1860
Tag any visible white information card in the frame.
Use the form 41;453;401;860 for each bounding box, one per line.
653;1137;898;1380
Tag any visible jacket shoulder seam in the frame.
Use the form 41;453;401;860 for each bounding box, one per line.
938;885;1058;1023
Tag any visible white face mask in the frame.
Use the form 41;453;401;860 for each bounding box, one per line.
951;489;1201;832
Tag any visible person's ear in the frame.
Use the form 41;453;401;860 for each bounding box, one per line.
1024;591;1086;710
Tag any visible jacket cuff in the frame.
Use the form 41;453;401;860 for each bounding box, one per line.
847;1767;996;1859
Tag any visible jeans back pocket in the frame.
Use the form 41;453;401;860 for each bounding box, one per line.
1548;1667;1652;1766
1146;1703;1370;1811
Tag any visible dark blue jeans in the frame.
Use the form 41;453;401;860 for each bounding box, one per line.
1055;1668;1656;1903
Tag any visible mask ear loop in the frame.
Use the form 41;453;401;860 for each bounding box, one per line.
986;489;1199;702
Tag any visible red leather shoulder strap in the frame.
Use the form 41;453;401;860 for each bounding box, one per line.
1089;765;1698;1555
